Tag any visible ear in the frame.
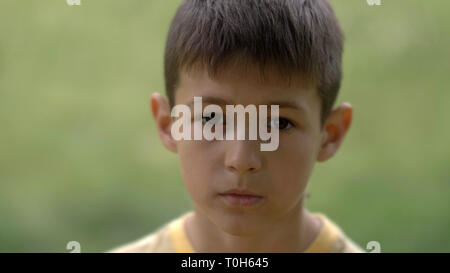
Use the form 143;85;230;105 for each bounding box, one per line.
150;93;177;153
317;103;353;162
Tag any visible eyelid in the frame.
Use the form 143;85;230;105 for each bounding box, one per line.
203;111;221;116
269;116;296;129
193;111;219;118
202;112;223;119
201;112;224;123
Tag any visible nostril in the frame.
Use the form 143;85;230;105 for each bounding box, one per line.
226;165;259;174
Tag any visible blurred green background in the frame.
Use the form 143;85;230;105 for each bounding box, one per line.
0;0;449;252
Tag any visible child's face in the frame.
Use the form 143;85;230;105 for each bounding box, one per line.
151;64;352;236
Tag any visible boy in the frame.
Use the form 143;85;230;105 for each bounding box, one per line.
110;0;364;253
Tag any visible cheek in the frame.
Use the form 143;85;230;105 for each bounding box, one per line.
269;132;317;203
176;141;219;202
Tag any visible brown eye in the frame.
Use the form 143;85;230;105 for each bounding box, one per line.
269;117;294;130
202;112;223;124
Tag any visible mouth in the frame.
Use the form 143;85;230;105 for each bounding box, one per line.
219;189;264;207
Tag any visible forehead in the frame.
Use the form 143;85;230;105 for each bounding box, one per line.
175;64;321;118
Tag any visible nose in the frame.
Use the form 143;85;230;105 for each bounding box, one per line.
224;140;262;174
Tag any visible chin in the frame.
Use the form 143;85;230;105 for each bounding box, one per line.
215;213;265;237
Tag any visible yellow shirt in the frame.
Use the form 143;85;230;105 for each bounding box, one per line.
109;211;365;253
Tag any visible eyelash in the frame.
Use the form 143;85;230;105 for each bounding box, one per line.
270;117;295;130
201;113;295;131
201;112;223;124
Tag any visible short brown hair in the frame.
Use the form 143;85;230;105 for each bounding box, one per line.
164;0;344;128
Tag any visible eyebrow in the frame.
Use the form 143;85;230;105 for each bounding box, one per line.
186;96;230;108
186;96;307;114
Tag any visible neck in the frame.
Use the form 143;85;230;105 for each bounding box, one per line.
185;195;322;253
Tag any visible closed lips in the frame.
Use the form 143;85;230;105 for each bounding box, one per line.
219;191;264;206
219;189;262;197
220;193;260;198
